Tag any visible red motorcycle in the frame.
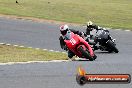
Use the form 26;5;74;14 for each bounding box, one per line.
64;32;97;61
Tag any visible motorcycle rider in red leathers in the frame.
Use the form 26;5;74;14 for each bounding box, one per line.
59;24;87;60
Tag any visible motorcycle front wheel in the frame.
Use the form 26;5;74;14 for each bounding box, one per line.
78;46;96;61
107;40;119;53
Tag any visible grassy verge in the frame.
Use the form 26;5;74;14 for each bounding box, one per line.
0;0;132;29
0;45;67;63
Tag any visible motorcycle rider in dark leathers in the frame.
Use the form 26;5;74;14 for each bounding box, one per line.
86;21;115;50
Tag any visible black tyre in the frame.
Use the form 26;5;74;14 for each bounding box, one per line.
107;40;119;53
78;46;94;61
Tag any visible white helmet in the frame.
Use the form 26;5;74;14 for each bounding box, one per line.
60;24;69;35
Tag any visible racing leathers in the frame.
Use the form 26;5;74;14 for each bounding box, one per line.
86;24;115;50
59;29;85;59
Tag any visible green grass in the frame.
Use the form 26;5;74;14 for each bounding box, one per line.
0;0;132;29
0;45;67;63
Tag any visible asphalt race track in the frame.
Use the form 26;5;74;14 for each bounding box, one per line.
0;17;132;88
